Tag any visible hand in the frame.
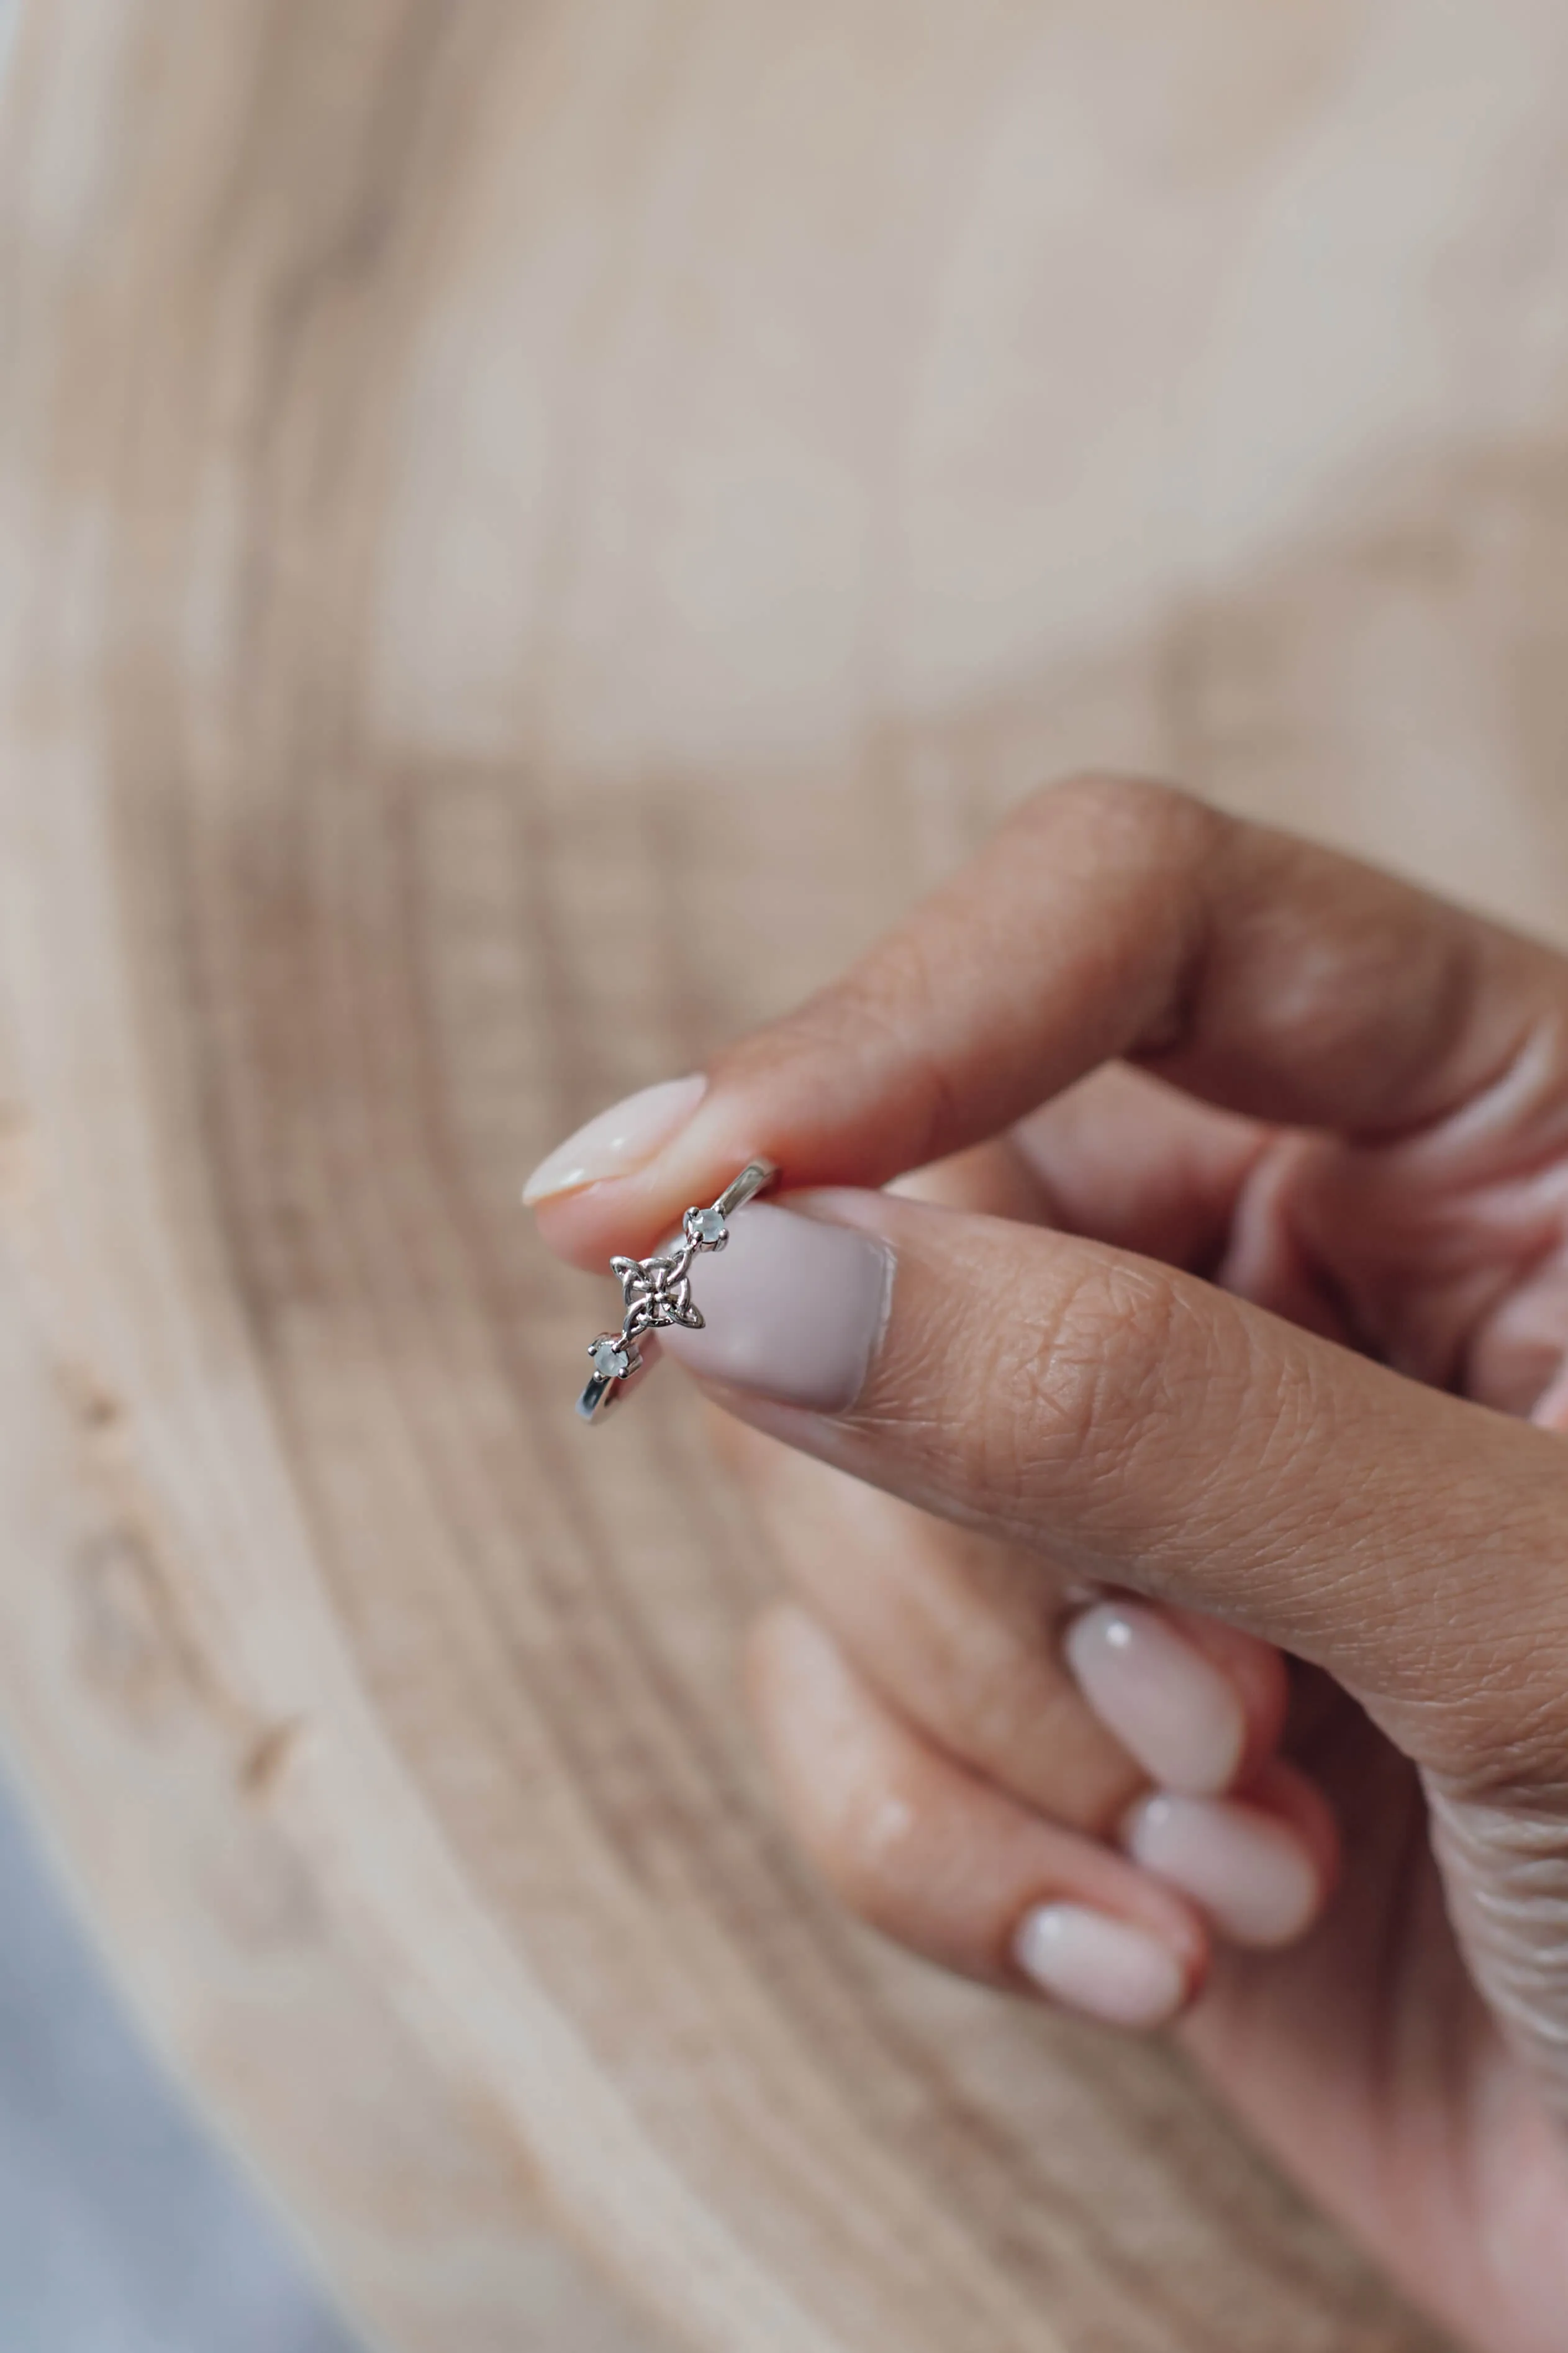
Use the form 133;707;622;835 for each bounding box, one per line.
528;778;1568;2353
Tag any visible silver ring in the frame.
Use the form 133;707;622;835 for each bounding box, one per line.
576;1160;778;1423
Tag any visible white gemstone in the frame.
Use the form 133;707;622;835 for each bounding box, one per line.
591;1337;630;1379
694;1207;727;1244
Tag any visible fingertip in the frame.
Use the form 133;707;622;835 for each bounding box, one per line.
1063;1601;1248;1797
531;1181;637;1270
1121;1766;1337;1952
1164;1608;1294;1783
1012;1901;1200;2031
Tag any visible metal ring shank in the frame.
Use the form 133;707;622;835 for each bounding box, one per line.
577;1370;619;1423
712;1159;777;1219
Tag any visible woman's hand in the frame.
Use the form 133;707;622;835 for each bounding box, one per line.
527;777;1568;2353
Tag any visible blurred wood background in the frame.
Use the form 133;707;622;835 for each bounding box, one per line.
8;0;1568;2344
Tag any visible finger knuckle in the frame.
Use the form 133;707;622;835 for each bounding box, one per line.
1014;771;1223;870
809;1760;926;1934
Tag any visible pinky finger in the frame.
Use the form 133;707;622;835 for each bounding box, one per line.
747;1603;1209;2031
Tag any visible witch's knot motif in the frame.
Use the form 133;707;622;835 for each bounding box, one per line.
610;1243;707;1340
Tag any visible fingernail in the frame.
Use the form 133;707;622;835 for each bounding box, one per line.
1013;1903;1188;2029
1123;1793;1319;1950
522;1075;708;1204
659;1201;893;1413
1063;1602;1246;1796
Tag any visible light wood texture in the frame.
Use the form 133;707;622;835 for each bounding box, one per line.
8;0;1568;2345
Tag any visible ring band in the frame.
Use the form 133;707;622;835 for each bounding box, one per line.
576;1159;778;1423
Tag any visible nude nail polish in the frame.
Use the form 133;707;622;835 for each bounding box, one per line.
1063;1603;1246;1797
658;1201;894;1413
1123;1793;1320;1949
523;1075;708;1204
1013;1903;1188;2028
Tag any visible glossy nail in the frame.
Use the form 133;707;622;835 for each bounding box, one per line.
1013;1903;1188;2029
658;1201;893;1413
523;1075;709;1204
1123;1793;1320;1949
1063;1602;1246;1796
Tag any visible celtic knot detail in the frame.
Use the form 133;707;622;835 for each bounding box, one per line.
611;1245;707;1340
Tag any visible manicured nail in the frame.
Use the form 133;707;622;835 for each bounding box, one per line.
1123;1793;1319;1950
1013;1903;1188;2029
659;1201;893;1413
1063;1602;1245;1796
522;1075;708;1205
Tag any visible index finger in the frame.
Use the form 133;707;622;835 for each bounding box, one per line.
531;775;1567;1267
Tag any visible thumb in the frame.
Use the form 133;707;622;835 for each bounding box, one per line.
664;1188;1568;2116
658;1189;1568;1788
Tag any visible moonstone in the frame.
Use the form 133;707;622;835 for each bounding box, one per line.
693;1207;727;1244
591;1336;631;1380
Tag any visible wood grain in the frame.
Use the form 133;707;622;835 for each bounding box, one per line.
12;0;1568;2344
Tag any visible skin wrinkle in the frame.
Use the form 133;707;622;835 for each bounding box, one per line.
1010;1260;1173;1496
1403;1002;1568;1173
1335;920;1485;1136
1274;1008;1568;1406
1428;1788;1568;2106
1035;1255;1215;1504
1043;1266;1304;1565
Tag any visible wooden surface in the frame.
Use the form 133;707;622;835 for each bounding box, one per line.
9;0;1568;2345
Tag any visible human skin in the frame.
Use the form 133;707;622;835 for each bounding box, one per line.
529;777;1568;2353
